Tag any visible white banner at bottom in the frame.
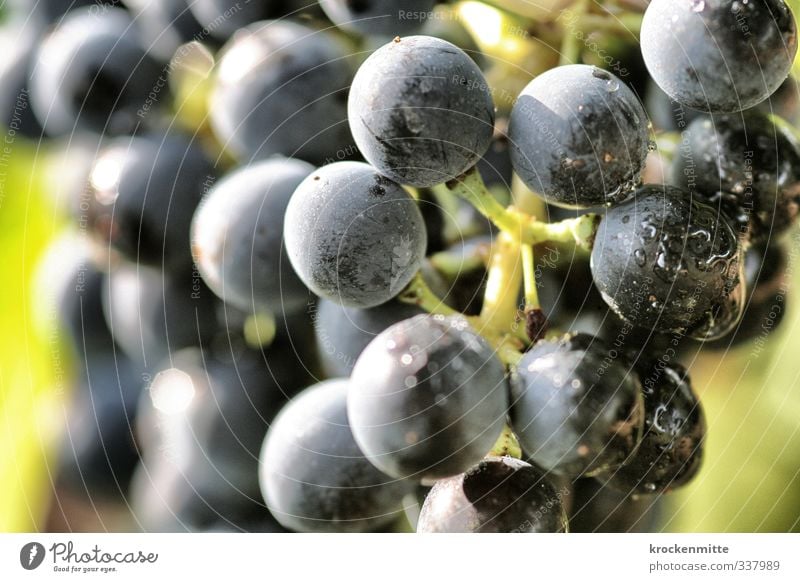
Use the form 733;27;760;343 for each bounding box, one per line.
1;534;798;581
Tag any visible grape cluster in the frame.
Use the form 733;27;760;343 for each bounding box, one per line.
15;0;798;533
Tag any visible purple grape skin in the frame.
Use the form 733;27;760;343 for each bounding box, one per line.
192;158;314;315
348;35;495;188
508;64;649;208
348;314;509;481
510;333;645;479
641;0;797;113
417;456;568;533
590;184;743;336
284;161;427;308
210;20;355;165
259;379;413;532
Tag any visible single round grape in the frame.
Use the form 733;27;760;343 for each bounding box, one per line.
348;35;495;187
210;21;355;165
590;184;743;338
510;333;644;478
641;0;797;113
102;263;220;367
192;158;313;315
417;456;568;533
284;161;427;308
348;314;509;481
321;0;435;37
509;65;649;208
604;361;705;496
670;112;800;244
259;379;413;532
29;7;164;135
83;132;216;268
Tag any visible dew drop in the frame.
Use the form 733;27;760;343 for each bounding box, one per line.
634;248;647;266
690;0;705;12
605;79;620;92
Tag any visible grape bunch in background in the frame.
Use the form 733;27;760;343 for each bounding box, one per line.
12;0;799;532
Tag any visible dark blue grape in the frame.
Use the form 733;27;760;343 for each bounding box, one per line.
284;161;427;308
312;261;451;376
82;132;216;268
510;333;644;478
9;0;120;29
29;7;164;135
348;35;495;187
46;237;114;358
191;157;313;315
259;379;414;532
56;353;143;502
313;297;424;377
348;314;509;481
604;361;705;496
187;0;322;41
132;343;308;531
641;0;797;113
417;456;568;532
477;133;514;189
0;29;43;139
569;477;663;532
123;0;206;61
590;184;744;338
509;65;649;208
670;112;800;244
210;21;355;165
645;77;704;133
708;243;789;347
321;0;435;37
102;262;220;367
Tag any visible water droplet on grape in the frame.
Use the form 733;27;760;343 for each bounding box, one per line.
690;0;705;13
634;248;646;266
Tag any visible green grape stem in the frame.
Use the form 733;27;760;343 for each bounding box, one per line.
488;424;523;459
401;167;601;366
429;246;489;281
521;243;540;310
445;167;600;250
398;270;525;366
480;230;525;338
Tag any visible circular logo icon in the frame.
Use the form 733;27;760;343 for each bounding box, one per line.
20;542;45;570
